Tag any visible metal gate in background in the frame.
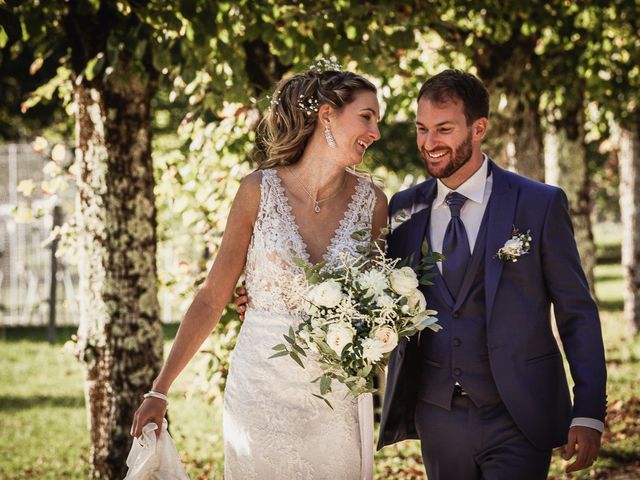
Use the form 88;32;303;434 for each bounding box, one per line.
0;142;79;328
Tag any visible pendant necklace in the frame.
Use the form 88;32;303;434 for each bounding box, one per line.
285;166;347;213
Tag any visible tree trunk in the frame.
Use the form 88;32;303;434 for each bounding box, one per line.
73;64;162;478
486;90;545;181
619;124;640;334
509;97;544;182
544;109;597;298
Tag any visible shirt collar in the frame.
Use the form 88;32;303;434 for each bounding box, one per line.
434;154;489;208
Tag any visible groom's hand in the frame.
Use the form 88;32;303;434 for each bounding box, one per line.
563;425;602;473
234;285;248;321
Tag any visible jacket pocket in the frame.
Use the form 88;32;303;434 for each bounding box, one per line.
525;351;561;365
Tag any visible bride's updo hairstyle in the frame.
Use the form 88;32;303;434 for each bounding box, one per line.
260;68;376;168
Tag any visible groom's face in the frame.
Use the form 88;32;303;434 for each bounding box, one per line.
416;97;477;180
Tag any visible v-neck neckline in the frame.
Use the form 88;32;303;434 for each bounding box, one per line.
270;168;364;265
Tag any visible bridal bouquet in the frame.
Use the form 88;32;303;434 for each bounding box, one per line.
271;229;442;406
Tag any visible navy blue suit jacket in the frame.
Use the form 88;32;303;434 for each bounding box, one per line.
378;160;607;450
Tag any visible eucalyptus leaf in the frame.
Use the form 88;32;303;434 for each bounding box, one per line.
268;350;290;359
312;394;334;410
289;351;305;368
320;375;332;395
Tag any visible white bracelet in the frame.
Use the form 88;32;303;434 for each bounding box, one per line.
143;391;169;403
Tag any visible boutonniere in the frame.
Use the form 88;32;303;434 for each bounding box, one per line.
390;208;412;231
495;226;532;262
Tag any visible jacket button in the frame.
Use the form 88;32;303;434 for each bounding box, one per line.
453;338;462;347
454;368;462;376
452;311;460;319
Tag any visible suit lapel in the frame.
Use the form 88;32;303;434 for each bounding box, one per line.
484;162;518;325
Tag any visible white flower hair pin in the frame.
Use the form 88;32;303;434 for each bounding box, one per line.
309;57;342;73
495;226;532;262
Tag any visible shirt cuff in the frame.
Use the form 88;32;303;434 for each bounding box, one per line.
570;417;605;433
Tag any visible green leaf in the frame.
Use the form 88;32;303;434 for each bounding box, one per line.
272;343;287;351
421;239;429;256
268;350;289;359
293;256;307;268
312;394;334;409
0;27;8;49
358;364;373;378
320;374;332;395
291;342;307;357
289;350;305;368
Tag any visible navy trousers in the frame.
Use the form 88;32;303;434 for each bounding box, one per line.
415;395;552;480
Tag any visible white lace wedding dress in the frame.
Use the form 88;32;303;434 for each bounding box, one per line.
223;168;377;479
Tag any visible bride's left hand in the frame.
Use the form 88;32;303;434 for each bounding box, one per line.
130;397;168;439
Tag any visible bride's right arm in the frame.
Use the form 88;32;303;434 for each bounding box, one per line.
131;171;262;437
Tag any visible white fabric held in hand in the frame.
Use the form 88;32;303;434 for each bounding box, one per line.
124;419;189;480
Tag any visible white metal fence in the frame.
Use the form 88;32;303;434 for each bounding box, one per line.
0;142;79;326
1;142;186;327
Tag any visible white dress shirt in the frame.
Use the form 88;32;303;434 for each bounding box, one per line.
428;154;604;433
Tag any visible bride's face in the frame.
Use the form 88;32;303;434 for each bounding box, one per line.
328;90;381;167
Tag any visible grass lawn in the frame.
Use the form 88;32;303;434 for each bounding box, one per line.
1;231;638;479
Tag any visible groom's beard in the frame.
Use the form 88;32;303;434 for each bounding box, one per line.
424;130;473;179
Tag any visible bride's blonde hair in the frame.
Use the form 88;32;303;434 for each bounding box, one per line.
259;70;376;169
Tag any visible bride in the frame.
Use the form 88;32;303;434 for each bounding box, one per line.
130;66;386;479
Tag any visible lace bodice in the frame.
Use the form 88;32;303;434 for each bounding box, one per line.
244;168;377;316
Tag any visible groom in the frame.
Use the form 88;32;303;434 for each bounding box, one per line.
377;69;607;479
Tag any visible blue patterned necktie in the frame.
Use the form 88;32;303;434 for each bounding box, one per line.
442;192;470;298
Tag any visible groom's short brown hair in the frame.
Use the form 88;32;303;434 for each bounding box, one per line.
418;69;489;125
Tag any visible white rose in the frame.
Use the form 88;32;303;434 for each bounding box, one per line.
389;267;419;296
502;238;523;256
406;288;426;313
372;325;399;353
358;269;388;298
361;338;386;363
307;279;343;308
326;322;355;356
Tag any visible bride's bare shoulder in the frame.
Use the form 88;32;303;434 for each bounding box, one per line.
231;170;264;215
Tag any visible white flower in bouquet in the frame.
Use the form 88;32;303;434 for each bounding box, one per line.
375;293;396;309
372;325;399;353
407;288;427;313
361;337;386;363
306;279;343;308
389;266;419;296
271;229;444;406
326;322;355;356
357;269;388;298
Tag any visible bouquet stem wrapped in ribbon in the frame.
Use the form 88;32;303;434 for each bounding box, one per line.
271;228;443;407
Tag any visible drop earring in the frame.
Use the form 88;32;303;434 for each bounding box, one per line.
324;125;337;149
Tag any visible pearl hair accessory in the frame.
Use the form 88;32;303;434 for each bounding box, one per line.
297;94;320;116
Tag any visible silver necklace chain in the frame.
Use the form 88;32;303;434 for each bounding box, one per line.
285;166;347;213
